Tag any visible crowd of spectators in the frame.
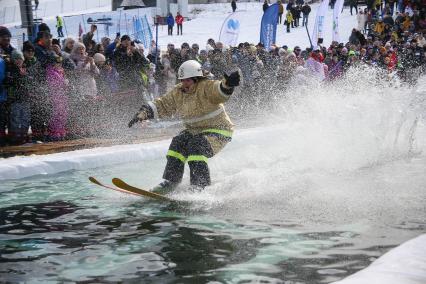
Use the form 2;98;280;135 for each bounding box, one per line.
0;0;424;147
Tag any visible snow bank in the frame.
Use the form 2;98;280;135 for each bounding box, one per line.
0;139;170;180
333;234;426;284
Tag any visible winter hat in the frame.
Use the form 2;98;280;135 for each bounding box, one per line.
22;41;35;52
249;45;257;54
11;50;24;61
71;41;85;52
63;37;75;47
35;30;52;42
0;26;11;38
93;53;106;64
38;23;51;33
121;35;131;42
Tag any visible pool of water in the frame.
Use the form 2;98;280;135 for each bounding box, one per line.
1;72;425;283
1;151;425;283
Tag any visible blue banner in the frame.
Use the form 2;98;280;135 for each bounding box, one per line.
143;15;153;46
259;3;279;50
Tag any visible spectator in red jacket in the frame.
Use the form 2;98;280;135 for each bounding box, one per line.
175;12;184;35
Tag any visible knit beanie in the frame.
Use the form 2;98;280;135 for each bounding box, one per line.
93;53;106;64
0;26;11;38
121;35;131;42
11;50;24;61
22;41;35;52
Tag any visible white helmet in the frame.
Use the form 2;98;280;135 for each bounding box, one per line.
178;60;203;79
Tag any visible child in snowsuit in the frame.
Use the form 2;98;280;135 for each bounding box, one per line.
285;10;294;33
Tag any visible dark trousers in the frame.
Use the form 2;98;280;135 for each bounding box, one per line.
302;15;308;26
0;102;8;145
177;24;182;35
9;101;30;144
168;25;173;35
350;5;358;15
286;22;291;32
163;131;213;186
163;130;230;187
30;100;50;141
57;26;64;37
278;13;283;24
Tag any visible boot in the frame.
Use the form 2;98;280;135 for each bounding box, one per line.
152;180;179;195
188;184;205;192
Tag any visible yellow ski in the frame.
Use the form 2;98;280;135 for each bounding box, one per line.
89;176;142;197
111;178;174;202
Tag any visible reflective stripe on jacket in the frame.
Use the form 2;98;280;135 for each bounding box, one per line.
151;78;234;134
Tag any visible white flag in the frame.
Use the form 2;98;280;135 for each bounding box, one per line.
312;0;330;47
219;12;242;47
332;0;344;42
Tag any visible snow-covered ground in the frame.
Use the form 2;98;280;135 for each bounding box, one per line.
1;2;425;283
5;1;358;51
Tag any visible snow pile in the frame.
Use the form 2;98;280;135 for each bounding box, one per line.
333;234;426;284
0;140;170;180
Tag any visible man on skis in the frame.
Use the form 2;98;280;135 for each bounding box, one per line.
128;60;240;193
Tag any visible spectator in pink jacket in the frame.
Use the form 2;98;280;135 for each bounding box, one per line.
46;55;68;141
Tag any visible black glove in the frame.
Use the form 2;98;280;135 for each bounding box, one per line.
128;113;144;128
128;105;152;128
224;71;240;87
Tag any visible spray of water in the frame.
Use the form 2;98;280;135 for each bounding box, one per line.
180;67;426;226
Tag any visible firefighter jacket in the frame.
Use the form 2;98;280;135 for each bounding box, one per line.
147;78;234;136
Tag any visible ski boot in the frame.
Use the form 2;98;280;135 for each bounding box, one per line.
152;180;179;195
188;184;205;193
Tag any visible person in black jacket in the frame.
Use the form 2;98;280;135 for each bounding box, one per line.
6;50;33;144
301;3;311;27
294;5;302;27
113;35;150;93
349;0;358;16
231;0;237;12
34;31;56;70
263;0;269;12
0;26;14;145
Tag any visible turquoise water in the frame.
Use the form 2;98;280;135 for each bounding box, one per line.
1;73;425;283
1;154;425;283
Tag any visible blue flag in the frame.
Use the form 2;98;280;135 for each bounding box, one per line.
139;18;147;47
143;15;153;45
259;3;279;50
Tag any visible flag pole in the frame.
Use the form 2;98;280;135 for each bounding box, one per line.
305;24;313;49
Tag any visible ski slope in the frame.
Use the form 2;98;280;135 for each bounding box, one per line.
5;2;358;51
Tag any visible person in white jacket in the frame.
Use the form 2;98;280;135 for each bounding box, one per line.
357;10;367;34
